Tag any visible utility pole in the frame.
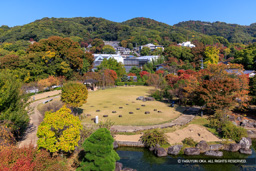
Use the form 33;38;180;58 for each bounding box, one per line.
200;58;204;70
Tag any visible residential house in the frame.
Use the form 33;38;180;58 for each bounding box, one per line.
92;53;124;71
225;69;256;77
178;41;195;48
139;43;164;52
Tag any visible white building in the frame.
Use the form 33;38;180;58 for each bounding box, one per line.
140;43;164;51
92;53;124;71
178;41;196;48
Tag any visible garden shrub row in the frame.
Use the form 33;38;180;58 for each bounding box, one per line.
116;82;145;86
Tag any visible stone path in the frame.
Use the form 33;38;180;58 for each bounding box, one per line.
111;108;198;132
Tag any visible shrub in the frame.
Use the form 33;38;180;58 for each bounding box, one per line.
37;106;82;153
140;129;168;147
116;82;125;86
80;128;120;171
0;125;16;151
221;121;247;142
39;100;64;116
150;90;163;101
182;137;197;147
0;145;67;171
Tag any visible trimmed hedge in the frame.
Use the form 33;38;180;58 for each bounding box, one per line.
116;82;145;86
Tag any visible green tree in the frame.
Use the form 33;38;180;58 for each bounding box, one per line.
61;82;88;114
129;66;141;76
140;47;151;56
102;45;116;54
0;71;29;137
37;106;82;153
97;58;126;77
90;38;104;53
121;75;129;82
80;128;120;171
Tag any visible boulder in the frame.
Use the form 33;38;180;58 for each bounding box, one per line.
119;115;122;117
168;145;183;155
154;147;167;157
119;107;123;109
136;96;144;100
239;137;252;149
136;108;140;110
158;111;162;113
154;109;157;111
96;110;100;112
129;112;134;114
184;148;200;155
228;143;241;152
205;150;223;157
149;146;155;151
209;144;224;151
112;111;116;113
145;97;155;101
196;140;210;153
145;111;150;114
239;148;252;155
113;141;119;149
141;105;145;107
103;115;108;117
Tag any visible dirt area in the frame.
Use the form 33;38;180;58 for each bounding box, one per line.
30;90;61;101
114;124;221;145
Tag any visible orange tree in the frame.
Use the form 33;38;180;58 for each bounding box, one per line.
61;81;88;114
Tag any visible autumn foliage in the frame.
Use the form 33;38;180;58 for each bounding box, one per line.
0;145;67;171
139;71;149;78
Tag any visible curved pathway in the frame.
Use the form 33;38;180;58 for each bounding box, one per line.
18;92;60;148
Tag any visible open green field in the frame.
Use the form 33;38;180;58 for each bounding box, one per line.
81;86;183;126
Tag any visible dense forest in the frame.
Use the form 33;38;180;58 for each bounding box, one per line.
175;20;256;44
0;17;227;46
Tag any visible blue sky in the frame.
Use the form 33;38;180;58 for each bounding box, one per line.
1;0;255;27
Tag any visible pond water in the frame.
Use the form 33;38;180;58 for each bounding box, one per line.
116;140;256;171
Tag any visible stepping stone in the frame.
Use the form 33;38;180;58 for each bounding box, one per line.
119;107;123;109
103;106;108;108
141;105;145;107
129;112;134;114
119;115;122;117
90;106;94;107
86;114;91;117
136;108;140;110
145;111;150;114
158;111;162;113
154;109;157;111
96;110;100;112
126;104;129;105
91;118;96;121
103;115;108;117
112;111;116;113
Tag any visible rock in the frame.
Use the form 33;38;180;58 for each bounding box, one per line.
136;108;140;110
90;106;94;107
239;137;252;149
141;105;145;107
115;162;123;171
154;147;167;157
242;119;249;124
103;115;108;117
244;123;254;128
229;143;241;152
209;144;224;151
86;114;91;117
145;111;150;114
237;116;242;121
154;109;157;111
136;96;144;100
228;115;235;121
119;107;123;109
129;112;134;114
205;150;223;157
239;148;252;155
145;97;155;101
126;104;129;105
91;118;96;121
232;121;237;126
184;148;200;155
123;168;136;171
119;115;122;117
96;110;100;112
158;111;162;113
142;99;147;102
112;111;116;113
196;140;210;153
113;141;119;149
149;146;155;151
168;145;183;155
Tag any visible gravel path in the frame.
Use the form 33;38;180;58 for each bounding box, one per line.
18;95;60;148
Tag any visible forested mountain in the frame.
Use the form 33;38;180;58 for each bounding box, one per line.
0;17;216;46
174;20;256;43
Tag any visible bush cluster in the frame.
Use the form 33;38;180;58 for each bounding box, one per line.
116;82;145;86
140;129;168;147
182;137;197;147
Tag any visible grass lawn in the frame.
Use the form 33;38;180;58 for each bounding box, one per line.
80;86;183;126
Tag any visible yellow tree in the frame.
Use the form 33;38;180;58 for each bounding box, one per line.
204;46;219;65
37;106;82;153
61;81;88;114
